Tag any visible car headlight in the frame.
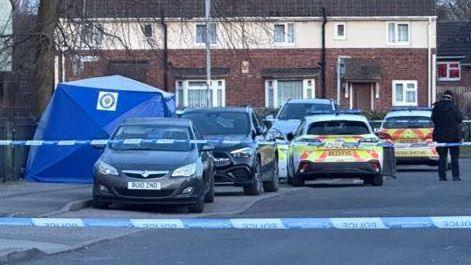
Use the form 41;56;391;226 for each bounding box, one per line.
96;161;119;176
230;147;254;158
171;163;197;177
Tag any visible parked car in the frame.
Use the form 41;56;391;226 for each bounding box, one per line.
180;107;278;195
287;112;395;186
265;99;337;179
377;108;447;167
92;118;215;213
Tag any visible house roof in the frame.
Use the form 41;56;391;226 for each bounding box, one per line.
437;22;471;64
343;59;381;82
62;0;436;19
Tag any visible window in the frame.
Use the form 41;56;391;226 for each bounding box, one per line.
273;23;295;44
142;24;153;38
438;62;461;81
387;22;410;45
383;116;433;129
181;112;250;136
392;80;418;106
265;79;316;108
195;23;217;45
334;23;347;40
79;23;104;47
307;121;370;136
176;80;225;108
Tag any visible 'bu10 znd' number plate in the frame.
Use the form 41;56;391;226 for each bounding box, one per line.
127;182;162;190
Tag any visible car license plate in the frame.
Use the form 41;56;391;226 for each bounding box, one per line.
396;139;421;143
396;150;427;157
127;182;161;190
328;150;353;157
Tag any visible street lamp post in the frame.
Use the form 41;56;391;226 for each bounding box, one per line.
205;0;211;108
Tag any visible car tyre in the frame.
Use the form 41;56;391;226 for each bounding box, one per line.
244;159;263;196
204;174;215;203
92;198;109;209
263;159;279;192
291;175;305;187
189;195;205;213
370;174;384;186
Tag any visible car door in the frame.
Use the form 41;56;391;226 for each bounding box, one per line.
251;112;276;178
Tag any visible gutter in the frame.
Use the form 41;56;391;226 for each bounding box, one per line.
160;12;169;91
427;16;432;107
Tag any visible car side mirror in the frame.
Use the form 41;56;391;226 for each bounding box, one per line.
286;132;295;142
201;143;214;152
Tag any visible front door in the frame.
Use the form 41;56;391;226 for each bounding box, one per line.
352;83;372;110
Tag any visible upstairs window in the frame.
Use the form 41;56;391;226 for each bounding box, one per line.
196;23;217;45
388;22;410;45
334;23;347;40
142;24;153;38
438;62;461;81
274;23;295;44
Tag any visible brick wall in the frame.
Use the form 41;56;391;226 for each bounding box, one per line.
65;48;431;111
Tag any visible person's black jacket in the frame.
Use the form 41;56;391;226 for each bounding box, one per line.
431;99;463;143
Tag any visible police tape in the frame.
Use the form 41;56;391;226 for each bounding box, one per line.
0;139;469;148
0;216;470;229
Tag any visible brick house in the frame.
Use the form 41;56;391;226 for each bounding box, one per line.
437;22;471;90
59;0;437;111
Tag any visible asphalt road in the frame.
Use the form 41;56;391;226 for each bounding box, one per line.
14;160;471;265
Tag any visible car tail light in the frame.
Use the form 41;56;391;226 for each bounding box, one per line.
299;162;309;173
368;161;381;172
425;132;433;143
376;131;392;140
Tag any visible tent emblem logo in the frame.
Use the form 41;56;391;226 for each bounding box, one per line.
97;92;118;111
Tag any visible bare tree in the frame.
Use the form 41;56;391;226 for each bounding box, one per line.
438;0;471;21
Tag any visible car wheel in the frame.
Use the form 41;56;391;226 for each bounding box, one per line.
371;174;384;186
92;198;109;209
244;159;263;196
263;159;279;192
291;175;305;187
189;195;205;213
204;174;215;203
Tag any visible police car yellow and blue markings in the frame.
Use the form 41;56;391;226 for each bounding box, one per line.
291;135;383;164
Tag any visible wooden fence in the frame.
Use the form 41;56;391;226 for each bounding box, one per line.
437;86;471;119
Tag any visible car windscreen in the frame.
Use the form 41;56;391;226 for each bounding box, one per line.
307;120;370;135
382;116;433;129
110;125;193;151
181;112;250;135
277;103;333;120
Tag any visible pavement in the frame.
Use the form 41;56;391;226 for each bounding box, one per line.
2;160;471;265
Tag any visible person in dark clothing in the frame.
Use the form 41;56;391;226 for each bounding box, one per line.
431;90;464;181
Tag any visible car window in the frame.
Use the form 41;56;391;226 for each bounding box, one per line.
192;125;203;140
181;112;251;135
307;120;370;135
110;125;193;151
383;116;433;129
295;121;305;136
277;103;333;120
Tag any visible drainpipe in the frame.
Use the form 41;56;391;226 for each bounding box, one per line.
320;7;327;98
427;16;432;107
160;12;169;91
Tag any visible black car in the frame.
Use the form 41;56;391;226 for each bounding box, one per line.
180;107;278;195
92;118;215;213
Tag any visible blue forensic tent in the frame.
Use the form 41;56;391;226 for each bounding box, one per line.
26;75;175;183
